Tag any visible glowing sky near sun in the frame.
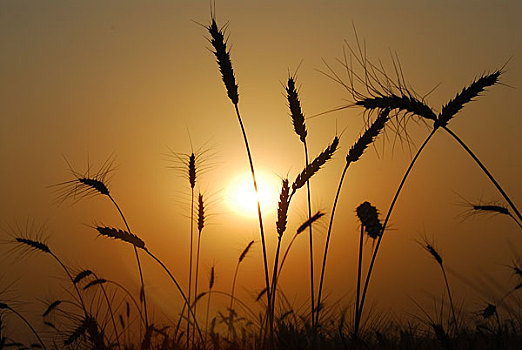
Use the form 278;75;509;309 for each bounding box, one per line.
0;1;521;339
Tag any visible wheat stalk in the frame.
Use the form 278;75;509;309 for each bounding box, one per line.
316;109;390;326
286;74;316;327
207;16;272;332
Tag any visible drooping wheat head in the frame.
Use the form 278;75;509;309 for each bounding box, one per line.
42;300;62;317
296;211;325;234
52;156;115;204
73;270;93;285
95;226;145;250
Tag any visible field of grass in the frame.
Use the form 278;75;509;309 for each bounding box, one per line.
1;8;521;350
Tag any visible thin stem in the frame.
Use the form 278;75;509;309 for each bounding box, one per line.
229;262;240;311
108;195;149;331
276;234;299;279
354;225;364;335
49;252;88;317
187;188;195;348
270;237;283;323
355;128;437;337
316;163;349;326
233;103;272;332
7;307;47;350
506;213;522;230
144;248;205;347
442;126;521;223
193;229;202;345
107;280;146;326
440;264;458;331
94;274;121;349
205;287;213;343
303;141;315;328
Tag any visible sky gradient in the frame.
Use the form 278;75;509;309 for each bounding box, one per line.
1;0;521;340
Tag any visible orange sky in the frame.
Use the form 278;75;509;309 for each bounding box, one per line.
1;0;521;340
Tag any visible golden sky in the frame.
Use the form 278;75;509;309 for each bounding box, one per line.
1;0;521;338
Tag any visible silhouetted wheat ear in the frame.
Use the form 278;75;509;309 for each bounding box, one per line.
276;179;290;237
346;108;390;166
15;238;50;254
209;266;215;289
0;303;7;309
95;226;145;249
286;77;307;143
356;94;436;121
473;204;510;216
73;270;93;284
356;202;382;239
513;264;522;279
426;244;443;265
436;70;501;128
297;211;325;234
292;136;339;194
256;287;268;302
197;193;205;232
239;240;254;263
42;300;61;317
208;18;239;105
65;319;88;345
83;279;107;290
189;153;196;189
78;178;109;196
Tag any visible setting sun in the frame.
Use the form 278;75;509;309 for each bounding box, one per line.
225;171;280;218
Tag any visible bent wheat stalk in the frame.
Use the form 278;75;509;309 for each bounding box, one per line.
355;128;437;337
0;303;47;350
95;226;206;347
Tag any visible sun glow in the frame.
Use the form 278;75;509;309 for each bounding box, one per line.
225;171;280;218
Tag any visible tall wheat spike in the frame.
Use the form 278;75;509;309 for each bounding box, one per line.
286;75;316;327
207;16;272;332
